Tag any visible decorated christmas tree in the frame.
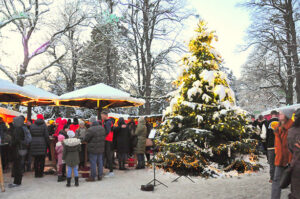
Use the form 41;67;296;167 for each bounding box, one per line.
154;21;259;177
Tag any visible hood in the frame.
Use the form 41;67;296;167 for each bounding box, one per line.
64;138;81;147
13;116;24;128
34;119;45;126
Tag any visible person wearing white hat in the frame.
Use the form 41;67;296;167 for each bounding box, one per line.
63;130;81;187
271;108;295;199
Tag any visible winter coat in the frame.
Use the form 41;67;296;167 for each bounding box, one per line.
63;138;81;167
83;122;105;154
115;125;131;153
47;124;56;136
134;120;147;154
30;119;49;156
266;117;279;149
287;126;300;199
76;127;87;140
274;119;293;166
11;116;25;149
55;142;64;166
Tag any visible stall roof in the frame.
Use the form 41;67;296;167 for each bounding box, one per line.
58;83;145;109
0;79;35;103
261;104;300;116
22;85;58;106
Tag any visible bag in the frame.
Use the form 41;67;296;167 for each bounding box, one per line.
280;164;292;189
141;184;154;191
22;126;32;145
280;149;300;189
146;138;153;147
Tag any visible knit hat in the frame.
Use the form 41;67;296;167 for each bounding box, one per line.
49;120;54;125
89;116;97;123
67;130;75;138
58;135;65;142
280;108;295;120
37;114;44;120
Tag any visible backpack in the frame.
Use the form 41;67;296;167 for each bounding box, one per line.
22;126;32;145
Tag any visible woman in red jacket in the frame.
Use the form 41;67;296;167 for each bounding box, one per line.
271;109;294;199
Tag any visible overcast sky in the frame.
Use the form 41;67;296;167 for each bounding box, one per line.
0;0;252;83
185;0;251;78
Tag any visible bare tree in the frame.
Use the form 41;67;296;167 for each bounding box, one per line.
119;0;192;114
242;0;299;105
0;0;85;86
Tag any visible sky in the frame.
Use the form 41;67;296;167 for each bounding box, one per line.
0;0;252;83
184;0;251;78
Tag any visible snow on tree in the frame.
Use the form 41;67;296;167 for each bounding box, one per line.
154;21;259;177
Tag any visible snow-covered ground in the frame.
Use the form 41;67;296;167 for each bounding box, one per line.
1;158;290;199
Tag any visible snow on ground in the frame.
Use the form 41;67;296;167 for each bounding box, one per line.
1;158;289;199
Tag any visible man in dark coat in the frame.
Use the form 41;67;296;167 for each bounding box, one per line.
9;116;26;188
266;110;279;183
84;117;105;182
102;111;114;177
30;114;49;178
115;118;131;170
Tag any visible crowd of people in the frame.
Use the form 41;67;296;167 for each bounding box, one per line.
0;111;155;188
251;109;300;199
0;109;299;198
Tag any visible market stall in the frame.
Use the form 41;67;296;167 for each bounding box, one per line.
58;83;145;119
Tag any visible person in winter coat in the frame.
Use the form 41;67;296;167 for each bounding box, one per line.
56;135;65;182
0;117;10;171
76;120;87;168
287;109;300;199
30;114;49;178
63;131;81;187
128;118;137;156
271;109;295;199
134;117;147;169
9;116;26;188
54;118;67;137
265;110;279;183
47;120;56;136
83;117;106;182
115;118;131;170
102;111;114;177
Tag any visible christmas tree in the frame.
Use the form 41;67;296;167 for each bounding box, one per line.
154;21;259;177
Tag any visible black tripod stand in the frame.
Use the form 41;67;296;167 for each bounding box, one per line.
172;175;195;183
146;150;168;188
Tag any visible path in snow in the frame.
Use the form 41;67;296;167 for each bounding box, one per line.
1;159;290;199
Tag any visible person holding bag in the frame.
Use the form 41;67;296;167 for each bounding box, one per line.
287;109;300;199
271;109;294;199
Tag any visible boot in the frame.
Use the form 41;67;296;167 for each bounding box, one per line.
57;176;65;182
75;177;79;187
141;160;145;169
66;178;71;187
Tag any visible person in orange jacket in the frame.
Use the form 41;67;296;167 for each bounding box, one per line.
271;108;295;199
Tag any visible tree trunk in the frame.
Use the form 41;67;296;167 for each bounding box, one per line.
286;0;300;102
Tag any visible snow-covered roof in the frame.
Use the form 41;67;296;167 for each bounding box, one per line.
58;83;145;108
23;85;58;100
22;85;58;106
0;107;23;117
108;113;130;120
261;104;300;116
0;78;35;102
